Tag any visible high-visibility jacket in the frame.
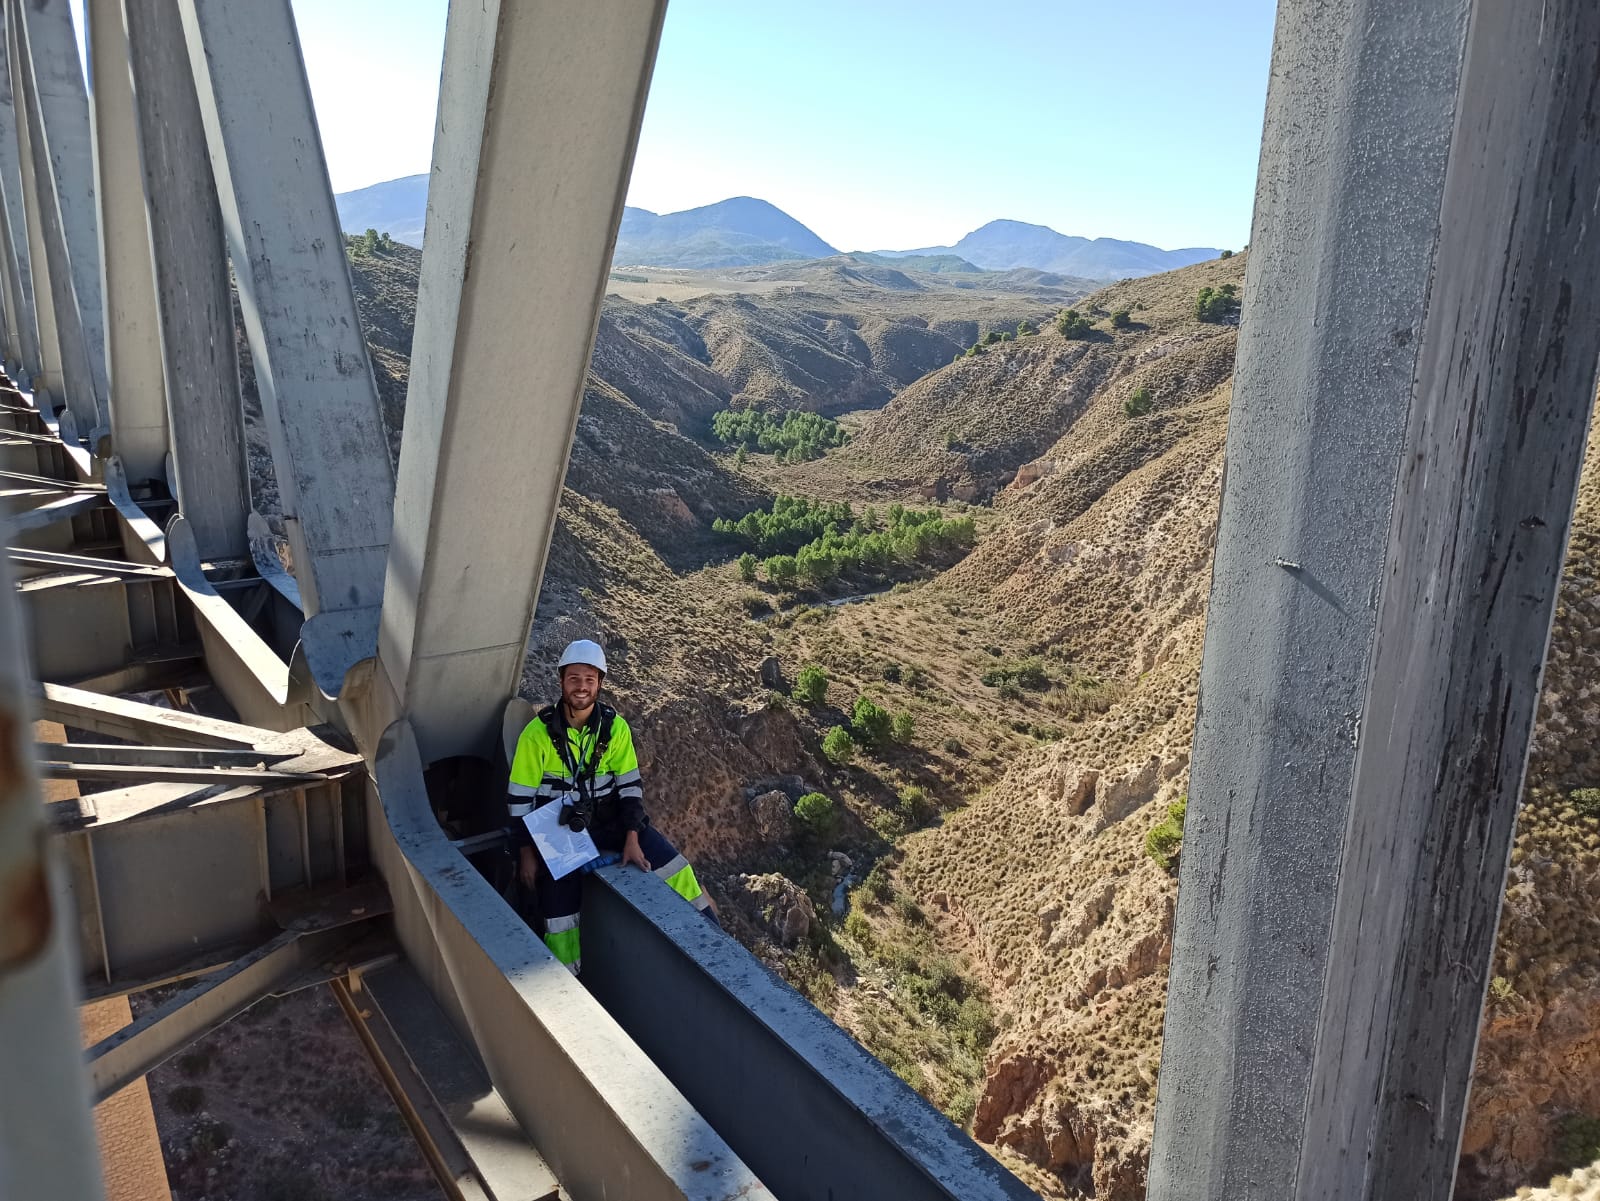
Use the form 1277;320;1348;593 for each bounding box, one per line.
506;705;647;846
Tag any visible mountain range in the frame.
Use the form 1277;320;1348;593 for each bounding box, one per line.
874;219;1221;279
333;175;1224;280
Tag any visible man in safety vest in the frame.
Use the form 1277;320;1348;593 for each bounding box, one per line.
506;639;715;974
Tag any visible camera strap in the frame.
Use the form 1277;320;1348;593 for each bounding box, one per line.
539;703;616;802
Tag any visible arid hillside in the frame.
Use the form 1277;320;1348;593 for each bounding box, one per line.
327;242;1092;864
848;258;1241;500
235;242;1600;1201
802;259;1600;1199
608;273;1075;421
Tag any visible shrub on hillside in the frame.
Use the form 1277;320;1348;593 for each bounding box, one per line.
851;695;894;749
795;664;829;705
892;711;916;744
177;1050;213;1077
862;863;893;903
822;725;856;765
1555;1113;1600;1172
982;330;1003;346
981;658;1051;692
1016;319;1037;337
1220;248;1234;259
1195;283;1241;323
794;792;837;838
763;554;798;587
1570;787;1600;819
897;784;932;825
168;1085;205;1115
1145;796;1188;871
1056;308;1095;339
737;552;757;583
1125;386;1153;418
1110;308;1132;329
843;909;873;948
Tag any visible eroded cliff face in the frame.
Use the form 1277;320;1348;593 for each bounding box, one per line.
901;436;1218;1198
1462;434;1600;1199
873;259;1600;1196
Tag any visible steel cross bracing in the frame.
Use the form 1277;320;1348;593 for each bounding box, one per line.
0;3;1040;1201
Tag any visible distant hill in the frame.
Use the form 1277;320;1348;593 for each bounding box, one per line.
614;197;837;268
332;178;1218;281
848;251;982;274
878;219;1221;280
334;173;428;248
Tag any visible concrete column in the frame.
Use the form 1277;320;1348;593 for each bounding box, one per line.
175;0;392;636
1297;2;1600;1195
0;510;106;1201
119;0;248;561
6;12;64;410
85;0;167;488
1149;2;1600;1200
0;10;39;382
0;191;26;377
376;0;666;764
1150;4;1474;1189
13;0;109;433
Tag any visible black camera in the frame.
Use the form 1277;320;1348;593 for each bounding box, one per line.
559;795;595;833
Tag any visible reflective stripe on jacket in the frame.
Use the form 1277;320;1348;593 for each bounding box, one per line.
506;710;646;843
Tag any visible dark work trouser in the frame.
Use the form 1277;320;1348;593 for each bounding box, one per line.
532;825;711;974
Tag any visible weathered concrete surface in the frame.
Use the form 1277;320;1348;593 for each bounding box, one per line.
0;516;105;1201
13;0;108;432
0;14;37;380
122;0;249;561
586;866;1040;1201
6;10;64;410
1149;2;1474;1196
1152;1;1600;1200
378;0;666;762
86;0;168;486
1298;2;1600;1195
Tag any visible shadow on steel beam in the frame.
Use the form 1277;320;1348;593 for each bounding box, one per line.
582;867;1040;1201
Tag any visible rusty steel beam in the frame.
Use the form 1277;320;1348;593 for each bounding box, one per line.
0;507;105;1199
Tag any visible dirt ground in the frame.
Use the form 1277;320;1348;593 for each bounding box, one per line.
136;986;442;1201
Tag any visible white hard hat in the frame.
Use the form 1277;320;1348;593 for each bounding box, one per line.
557;639;608;674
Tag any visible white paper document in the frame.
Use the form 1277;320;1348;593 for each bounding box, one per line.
522;801;600;880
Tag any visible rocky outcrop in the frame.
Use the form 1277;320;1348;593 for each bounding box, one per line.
748;790;794;844
723;873;819;947
1463;990;1600;1193
1009;460;1057;491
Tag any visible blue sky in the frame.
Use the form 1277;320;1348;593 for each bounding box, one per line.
82;0;1279;253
